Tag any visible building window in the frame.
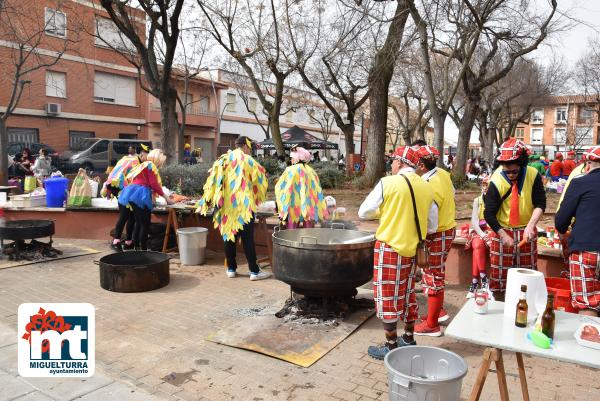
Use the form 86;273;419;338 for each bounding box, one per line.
515;128;525;139
69;131;95;150
46;71;66;98
94;72;136;106
199;96;209;113
248;97;257;113
555;107;567;123
95;18;135;52
553;128;567;145
531;108;544;124
45;8;67;38
226;93;236;112
576;127;594;146
530;128;543;144
579;107;594;123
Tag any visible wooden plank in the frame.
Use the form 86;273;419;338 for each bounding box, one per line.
516;352;531;401
468;347;494;401
494;349;510;401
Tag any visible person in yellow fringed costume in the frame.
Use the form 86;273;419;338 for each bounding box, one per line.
196;136;271;281
275;146;327;229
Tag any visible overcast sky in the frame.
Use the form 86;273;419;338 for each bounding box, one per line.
447;0;600;143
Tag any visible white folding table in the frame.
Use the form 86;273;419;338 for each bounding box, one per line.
446;299;600;401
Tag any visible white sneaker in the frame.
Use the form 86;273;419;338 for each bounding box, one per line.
226;270;236;278
250;271;271;281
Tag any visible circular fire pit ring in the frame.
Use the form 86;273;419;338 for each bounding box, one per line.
98;251;170;293
0;220;55;240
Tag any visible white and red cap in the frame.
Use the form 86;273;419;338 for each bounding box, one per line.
392;146;419;168
583;146;600;162
416;145;440;161
497;138;529;162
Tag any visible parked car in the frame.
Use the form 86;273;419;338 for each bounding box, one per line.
59;138;153;173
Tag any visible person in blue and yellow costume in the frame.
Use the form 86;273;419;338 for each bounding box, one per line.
120;148;172;250
104;144;149;252
196;136;271;281
275;146;327;229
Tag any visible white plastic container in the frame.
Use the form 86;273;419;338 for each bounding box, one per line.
384;346;467;401
176;227;209;265
10;194;46;208
574;323;600;350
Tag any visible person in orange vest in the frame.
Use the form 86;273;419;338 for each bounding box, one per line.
412;145;456;337
358;146;435;359
562;150;577;177
484;138;546;300
548;152;564;181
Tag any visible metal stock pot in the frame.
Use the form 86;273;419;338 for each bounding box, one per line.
272;228;375;297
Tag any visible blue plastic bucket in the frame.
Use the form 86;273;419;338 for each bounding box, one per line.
44;177;69;207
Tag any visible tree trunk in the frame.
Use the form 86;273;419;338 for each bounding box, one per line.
270;117;283;157
160;89;179;164
0;119;8;186
178;107;186;164
342;124;355;169
453;97;480;177
432;113;446;167
363;0;409;186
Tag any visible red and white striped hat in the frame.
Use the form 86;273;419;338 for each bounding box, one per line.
416;145;440;161
583;146;600;162
497;138;529;162
392;146;419;168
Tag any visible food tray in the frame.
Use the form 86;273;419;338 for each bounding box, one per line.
10;194;46;208
574;322;600;350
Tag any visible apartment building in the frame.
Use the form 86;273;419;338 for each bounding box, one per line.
515;95;600;157
207;69;363;157
147;72;227;163
0;0;147;151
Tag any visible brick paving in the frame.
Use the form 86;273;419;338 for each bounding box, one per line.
0;238;598;401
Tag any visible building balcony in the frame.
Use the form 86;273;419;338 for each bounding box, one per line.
148;105;218;127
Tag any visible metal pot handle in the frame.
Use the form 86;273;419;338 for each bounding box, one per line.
273;225;281;232
330;222;346;230
300;236;318;244
93;260;99;265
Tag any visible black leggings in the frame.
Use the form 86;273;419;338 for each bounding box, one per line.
224;217;259;274
132;204;151;250
113;204;135;241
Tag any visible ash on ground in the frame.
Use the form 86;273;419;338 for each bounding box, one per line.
2;240;62;261
275;295;374;326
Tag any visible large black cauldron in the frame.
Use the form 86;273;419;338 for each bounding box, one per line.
98;251;170;293
272;228;375;297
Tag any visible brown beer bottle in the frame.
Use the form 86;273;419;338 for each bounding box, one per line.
515;285;528;328
541;294;556;339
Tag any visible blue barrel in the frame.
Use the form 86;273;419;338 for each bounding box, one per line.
44;177;69;208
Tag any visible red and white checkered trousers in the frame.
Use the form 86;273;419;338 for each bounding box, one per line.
373;241;418;323
422;228;456;295
569;251;600;311
489;227;537;292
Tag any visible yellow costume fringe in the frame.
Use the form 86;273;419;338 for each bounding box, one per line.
196;148;268;241
275;163;327;224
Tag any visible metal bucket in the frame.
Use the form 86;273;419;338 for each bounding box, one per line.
384;346;468;401
177;227;208;265
98;251;170;293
